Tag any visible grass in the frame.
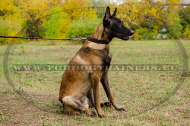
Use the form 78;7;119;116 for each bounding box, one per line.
0;39;190;125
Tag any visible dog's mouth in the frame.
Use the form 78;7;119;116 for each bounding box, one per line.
128;34;134;39
118;33;134;40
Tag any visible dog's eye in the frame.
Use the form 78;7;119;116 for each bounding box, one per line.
118;23;122;27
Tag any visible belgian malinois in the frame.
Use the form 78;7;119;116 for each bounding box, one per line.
59;6;134;117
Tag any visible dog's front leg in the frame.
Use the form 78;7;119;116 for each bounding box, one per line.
91;72;104;118
101;71;125;111
87;89;94;108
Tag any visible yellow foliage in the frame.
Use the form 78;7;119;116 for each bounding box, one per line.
117;0;180;28
117;0;139;27
0;0;186;41
0;0;23;39
168;0;180;4
18;0;49;21
61;0;96;21
184;27;190;39
0;0;21;22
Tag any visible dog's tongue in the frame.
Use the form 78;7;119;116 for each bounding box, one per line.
129;34;134;39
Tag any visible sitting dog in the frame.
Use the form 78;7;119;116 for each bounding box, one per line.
59;6;134;117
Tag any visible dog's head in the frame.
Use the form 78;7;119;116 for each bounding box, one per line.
103;6;134;40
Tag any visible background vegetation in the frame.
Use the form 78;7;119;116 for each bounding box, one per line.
0;0;190;44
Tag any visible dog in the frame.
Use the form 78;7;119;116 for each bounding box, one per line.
59;6;134;117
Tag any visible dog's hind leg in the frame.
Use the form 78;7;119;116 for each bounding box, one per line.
59;97;65;108
65;105;81;115
61;96;93;116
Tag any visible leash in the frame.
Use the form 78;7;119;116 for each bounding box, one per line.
0;35;87;41
0;35;109;44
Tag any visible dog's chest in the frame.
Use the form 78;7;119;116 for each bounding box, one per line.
78;47;109;63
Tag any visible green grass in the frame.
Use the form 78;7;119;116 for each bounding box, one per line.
0;40;190;125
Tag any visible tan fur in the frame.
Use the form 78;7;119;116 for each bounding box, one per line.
59;18;124;117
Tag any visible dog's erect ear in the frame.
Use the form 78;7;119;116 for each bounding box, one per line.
103;6;111;26
112;8;117;17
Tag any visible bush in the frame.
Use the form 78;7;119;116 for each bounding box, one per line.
0;18;21;44
65;18;101;42
134;27;147;40
168;15;182;39
184;26;190;39
0;18;9;44
41;7;67;39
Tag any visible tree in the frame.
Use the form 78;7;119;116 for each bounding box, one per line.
18;0;50;38
61;0;96;22
179;6;190;38
0;0;23;44
0;0;20;20
90;0;111;18
41;6;68;44
118;0;181;39
117;0;139;28
60;0;97;39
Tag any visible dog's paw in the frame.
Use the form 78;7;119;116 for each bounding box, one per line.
89;111;96;117
98;114;105;118
101;102;111;108
115;107;125;111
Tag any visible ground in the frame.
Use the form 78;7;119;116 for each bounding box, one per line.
0;40;190;126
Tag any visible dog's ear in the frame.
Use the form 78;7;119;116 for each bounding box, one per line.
103;6;111;26
112;8;117;17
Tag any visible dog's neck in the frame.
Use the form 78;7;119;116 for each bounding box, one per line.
91;22;112;42
85;23;111;50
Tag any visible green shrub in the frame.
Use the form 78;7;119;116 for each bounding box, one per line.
0;18;9;44
134;27;147;40
184;26;190;39
168;15;182;39
0;18;21;44
65;18;101;42
41;7;67;39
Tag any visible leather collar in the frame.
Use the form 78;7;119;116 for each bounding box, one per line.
87;36;108;44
